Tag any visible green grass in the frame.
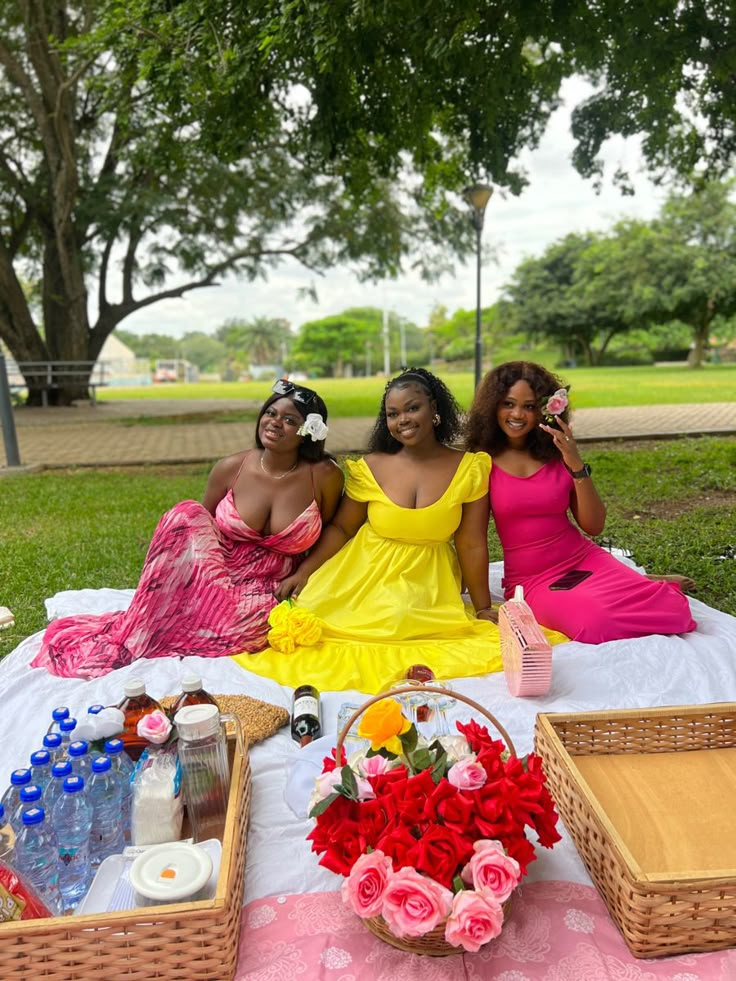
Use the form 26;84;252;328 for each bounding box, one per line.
99;364;736;417
2;436;734;658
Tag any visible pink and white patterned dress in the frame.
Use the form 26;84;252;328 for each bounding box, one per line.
31;491;322;679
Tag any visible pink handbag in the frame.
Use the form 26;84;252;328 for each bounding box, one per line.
499;586;553;697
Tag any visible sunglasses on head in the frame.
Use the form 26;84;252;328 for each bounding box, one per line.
271;379;318;406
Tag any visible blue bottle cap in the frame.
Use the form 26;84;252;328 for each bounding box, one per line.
21;807;45;826
10;769;31;786
20;784;42;803
30;750;51;767
87;704;105;715
104;738;123;754
59;718;77;733
0;803;4;820
52;761;72;779
43;733;62;750
62;776;85;794
68;740;89;758
51;707;70;722
91;756;112;773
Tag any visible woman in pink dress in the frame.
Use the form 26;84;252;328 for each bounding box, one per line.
31;382;344;678
466;362;696;643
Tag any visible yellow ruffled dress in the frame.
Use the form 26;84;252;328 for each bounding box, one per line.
232;452;565;693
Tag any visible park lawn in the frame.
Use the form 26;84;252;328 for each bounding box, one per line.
99;364;736;417
1;436;734;660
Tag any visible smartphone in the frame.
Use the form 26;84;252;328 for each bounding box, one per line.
549;569;593;591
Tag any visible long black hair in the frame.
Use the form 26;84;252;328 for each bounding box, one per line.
367;367;464;453
255;390;330;462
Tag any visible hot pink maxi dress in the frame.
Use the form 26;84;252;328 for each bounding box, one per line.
31;492;322;678
490;459;696;643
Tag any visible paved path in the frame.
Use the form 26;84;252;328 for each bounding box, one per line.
2;399;736;470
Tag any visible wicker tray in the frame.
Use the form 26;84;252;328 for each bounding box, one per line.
0;735;251;980
535;702;736;959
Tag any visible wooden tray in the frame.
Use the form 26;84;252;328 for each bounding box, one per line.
535;702;736;958
0;735;251;980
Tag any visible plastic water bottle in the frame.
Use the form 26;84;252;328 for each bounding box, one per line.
46;760;73;813
42;731;64;762
52;776;93;913
0;803;15;864
0;768;32;822
30;750;53;793
12;784;43;832
47;706;70;735
87;704;105;715
68;740;90;781
104;738;134;844
15;806;61;915
87;756;123;868
59;717;77;751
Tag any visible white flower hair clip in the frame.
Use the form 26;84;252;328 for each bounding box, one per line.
297;413;329;441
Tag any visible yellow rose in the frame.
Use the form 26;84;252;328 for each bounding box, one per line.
267;601;322;654
357;698;411;755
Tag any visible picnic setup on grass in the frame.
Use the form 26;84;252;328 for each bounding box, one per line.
1;553;735;981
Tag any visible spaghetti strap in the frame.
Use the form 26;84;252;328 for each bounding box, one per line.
230;452;250;490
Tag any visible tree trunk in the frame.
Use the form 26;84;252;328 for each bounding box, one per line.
688;307;712;369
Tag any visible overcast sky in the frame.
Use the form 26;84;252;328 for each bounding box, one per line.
121;79;669;339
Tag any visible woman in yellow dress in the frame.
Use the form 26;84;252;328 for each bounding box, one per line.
232;368;563;693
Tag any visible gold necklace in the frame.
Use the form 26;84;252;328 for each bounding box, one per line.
259;452;298;480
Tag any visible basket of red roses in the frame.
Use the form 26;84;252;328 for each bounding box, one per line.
307;686;561;956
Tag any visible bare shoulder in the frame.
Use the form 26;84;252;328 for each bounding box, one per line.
312;456;345;491
210;450;249;483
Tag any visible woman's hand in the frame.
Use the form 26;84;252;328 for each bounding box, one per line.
274;570;310;602
475;606;499;624
539;417;584;472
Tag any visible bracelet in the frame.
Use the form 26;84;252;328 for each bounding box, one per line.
475;607;494;618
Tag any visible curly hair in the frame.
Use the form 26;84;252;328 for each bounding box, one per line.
255;390;331;462
367;367;464;453
466;361;570;461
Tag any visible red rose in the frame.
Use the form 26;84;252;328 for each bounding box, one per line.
406;824;475;889
376;825;418;869
435;789;476;835
321;746;347;773
358;795;399;847
505;834;537;875
318;818;365;876
370;766;409;799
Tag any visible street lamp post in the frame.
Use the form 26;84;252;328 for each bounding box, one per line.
462;183;494;389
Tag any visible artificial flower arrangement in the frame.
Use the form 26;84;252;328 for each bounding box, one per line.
308;693;561;954
540;386;570;423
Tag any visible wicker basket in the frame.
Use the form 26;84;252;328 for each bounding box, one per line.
0;734;251;980
535;702;736;959
336;685;516;957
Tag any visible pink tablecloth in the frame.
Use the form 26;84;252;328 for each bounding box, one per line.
235;882;736;980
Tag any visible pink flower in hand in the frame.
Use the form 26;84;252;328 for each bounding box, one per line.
381;867;453;938
445;888;505;952
461;839;521;902
447;757;487;791
136;710;172;745
341;849;393;918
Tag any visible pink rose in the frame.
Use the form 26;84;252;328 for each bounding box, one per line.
136;709;172;745
354;775;376;802
381;867;453;938
461;839;521;902
314;769;342;801
445;888;505;952
545;388;568;417
341;850;393;918
358;754;394;778
447;757;487;791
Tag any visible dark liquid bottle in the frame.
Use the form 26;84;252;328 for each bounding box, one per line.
291;685;321;747
115;679;163;761
170;674;219;715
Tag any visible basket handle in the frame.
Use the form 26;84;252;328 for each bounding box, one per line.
336;685;517;758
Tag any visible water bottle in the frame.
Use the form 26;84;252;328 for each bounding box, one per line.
12;784;43;832
87;756;123;868
46;760;73;814
47;706;70;735
104;738;134;844
59;717;77;751
0;802;15;864
87;704;105;715
42;731;64;762
67;740;90;781
0;768;32;821
30;750;53;793
14;806;61;915
52;776;93;913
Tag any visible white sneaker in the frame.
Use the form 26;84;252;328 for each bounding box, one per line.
0;607;14;629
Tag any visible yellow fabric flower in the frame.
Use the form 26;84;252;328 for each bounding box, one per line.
357;698;412;755
268;601;322;654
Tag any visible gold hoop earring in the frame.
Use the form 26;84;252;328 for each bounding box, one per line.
433;414;441;426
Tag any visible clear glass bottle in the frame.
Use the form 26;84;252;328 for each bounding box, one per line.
115;679;163;760
170;674;218;715
174;704;234;842
291;685;321;747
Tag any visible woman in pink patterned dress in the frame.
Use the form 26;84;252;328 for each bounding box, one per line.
31;382;344;678
466;362;696;644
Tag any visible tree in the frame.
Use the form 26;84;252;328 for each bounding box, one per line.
215;318;291;367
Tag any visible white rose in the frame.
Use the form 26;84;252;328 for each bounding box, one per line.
438;734;475;763
297;413;329;441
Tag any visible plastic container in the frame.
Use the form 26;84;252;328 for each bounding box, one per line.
87;704;105;715
58;717;77;750
42;731;64;762
46;706;70;736
14;807;61;916
68;739;91;780
104;738;134;845
170;675;219;716
46;760;73;813
52;775;93;913
29;750;53;793
0;802;15;864
129;841;213;907
499;585;553;697
12;784;43;832
116;679;163;760
0;768;32;826
87;756;123;868
174;704;241;842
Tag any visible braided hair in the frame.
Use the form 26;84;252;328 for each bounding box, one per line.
367;367;464;453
